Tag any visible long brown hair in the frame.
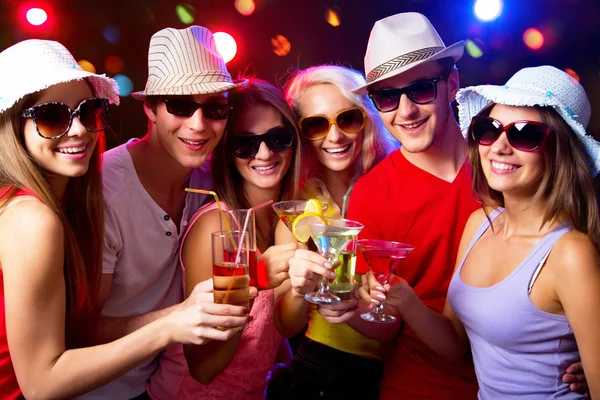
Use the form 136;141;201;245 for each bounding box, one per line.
212;79;302;251
468;104;600;249
0;87;104;346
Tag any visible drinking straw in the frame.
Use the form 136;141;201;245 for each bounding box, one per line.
185;188;233;232
341;183;355;219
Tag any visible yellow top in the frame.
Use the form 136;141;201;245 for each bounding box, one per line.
300;185;385;360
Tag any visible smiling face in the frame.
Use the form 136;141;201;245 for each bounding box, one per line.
298;83;363;173
231;103;293;192
21;80;99;179
479;104;546;197
370;61;458;154
146;93;229;169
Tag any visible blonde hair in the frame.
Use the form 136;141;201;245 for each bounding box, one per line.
284;65;398;212
212;78;302;251
0;87;104;347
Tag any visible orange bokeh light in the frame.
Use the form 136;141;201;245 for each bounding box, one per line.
523;28;544;50
271;35;291;56
325;9;340;27
564;68;580;82
104;55;124;74
235;0;255;16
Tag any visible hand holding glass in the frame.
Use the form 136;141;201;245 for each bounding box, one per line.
357;239;414;323
304;218;364;305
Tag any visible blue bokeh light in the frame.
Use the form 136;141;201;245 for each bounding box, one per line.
114;74;133;97
103;25;121;44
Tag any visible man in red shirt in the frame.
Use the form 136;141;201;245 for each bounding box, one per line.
316;12;589;399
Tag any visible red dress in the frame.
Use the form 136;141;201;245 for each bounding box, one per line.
0;188;32;399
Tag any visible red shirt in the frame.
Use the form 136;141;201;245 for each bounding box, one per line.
348;150;479;399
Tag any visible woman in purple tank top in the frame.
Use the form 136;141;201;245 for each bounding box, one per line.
363;66;600;398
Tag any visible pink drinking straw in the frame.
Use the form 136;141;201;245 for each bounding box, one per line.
233;199;274;264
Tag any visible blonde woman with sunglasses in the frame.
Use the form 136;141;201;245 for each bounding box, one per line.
273;65;398;400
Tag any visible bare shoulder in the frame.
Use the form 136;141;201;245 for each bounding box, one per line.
0;197;63;239
551;230;600;274
188;208;221;236
463;207;492;236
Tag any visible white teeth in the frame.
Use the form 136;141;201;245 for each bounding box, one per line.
491;161;519;171
253;164;276;171
56;145;86;154
181;138;206;146
401;119;427;129
323;145;350;154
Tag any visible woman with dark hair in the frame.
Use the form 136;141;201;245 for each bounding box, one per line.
149;78;304;399
0;39;249;399
364;66;600;398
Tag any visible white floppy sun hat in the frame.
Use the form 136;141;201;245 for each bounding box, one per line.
0;39;120;112
456;65;600;176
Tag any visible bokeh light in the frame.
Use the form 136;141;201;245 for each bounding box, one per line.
213;32;237;63
474;0;503;22
564;68;580;82
104;55;124;74
176;4;195;25
26;8;48;26
235;0;255;16
78;60;96;74
114;74;134;97
271;35;291;56
523;28;544;50
326;9;341;27
103;26;121;44
466;39;483;58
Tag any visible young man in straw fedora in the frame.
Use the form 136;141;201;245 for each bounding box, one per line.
79;26;249;400
314;12;589;399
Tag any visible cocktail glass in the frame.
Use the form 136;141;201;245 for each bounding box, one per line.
211;230;251;308
271;200;329;230
220;210;258;287
357;239;414;323
331;237;357;301
304;218;364;305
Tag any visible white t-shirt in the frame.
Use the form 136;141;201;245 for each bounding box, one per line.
78;139;212;399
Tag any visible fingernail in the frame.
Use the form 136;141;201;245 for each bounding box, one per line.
324;262;332;269
329;272;337;279
376;286;384;291
376;293;386;300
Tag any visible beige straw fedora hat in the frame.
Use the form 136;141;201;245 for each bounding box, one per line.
132;26;247;100
353;12;465;95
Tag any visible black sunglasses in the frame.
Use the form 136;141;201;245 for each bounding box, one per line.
228;126;294;159
21;98;109;139
162;98;233;120
369;71;450;112
469;115;550;152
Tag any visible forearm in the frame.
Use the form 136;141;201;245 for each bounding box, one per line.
184;332;243;384
21;318;169;400
274;289;310;338
88;304;179;345
345;300;400;342
397;292;467;360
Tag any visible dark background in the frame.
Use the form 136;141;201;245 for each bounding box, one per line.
2;0;599;149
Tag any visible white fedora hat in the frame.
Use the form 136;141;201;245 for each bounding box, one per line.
0;39;120;113
353;12;464;95
132;26;247;100
456;65;600;176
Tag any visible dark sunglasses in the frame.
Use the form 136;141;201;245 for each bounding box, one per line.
299;107;365;141
369;72;450;112
21;98;109;139
229;126;295;159
469;116;550;152
162;98;232;120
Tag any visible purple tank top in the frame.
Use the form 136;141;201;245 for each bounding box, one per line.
448;208;583;399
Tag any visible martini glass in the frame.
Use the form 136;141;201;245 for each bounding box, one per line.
357;239;414;323
304;218;364;305
271;200;328;231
